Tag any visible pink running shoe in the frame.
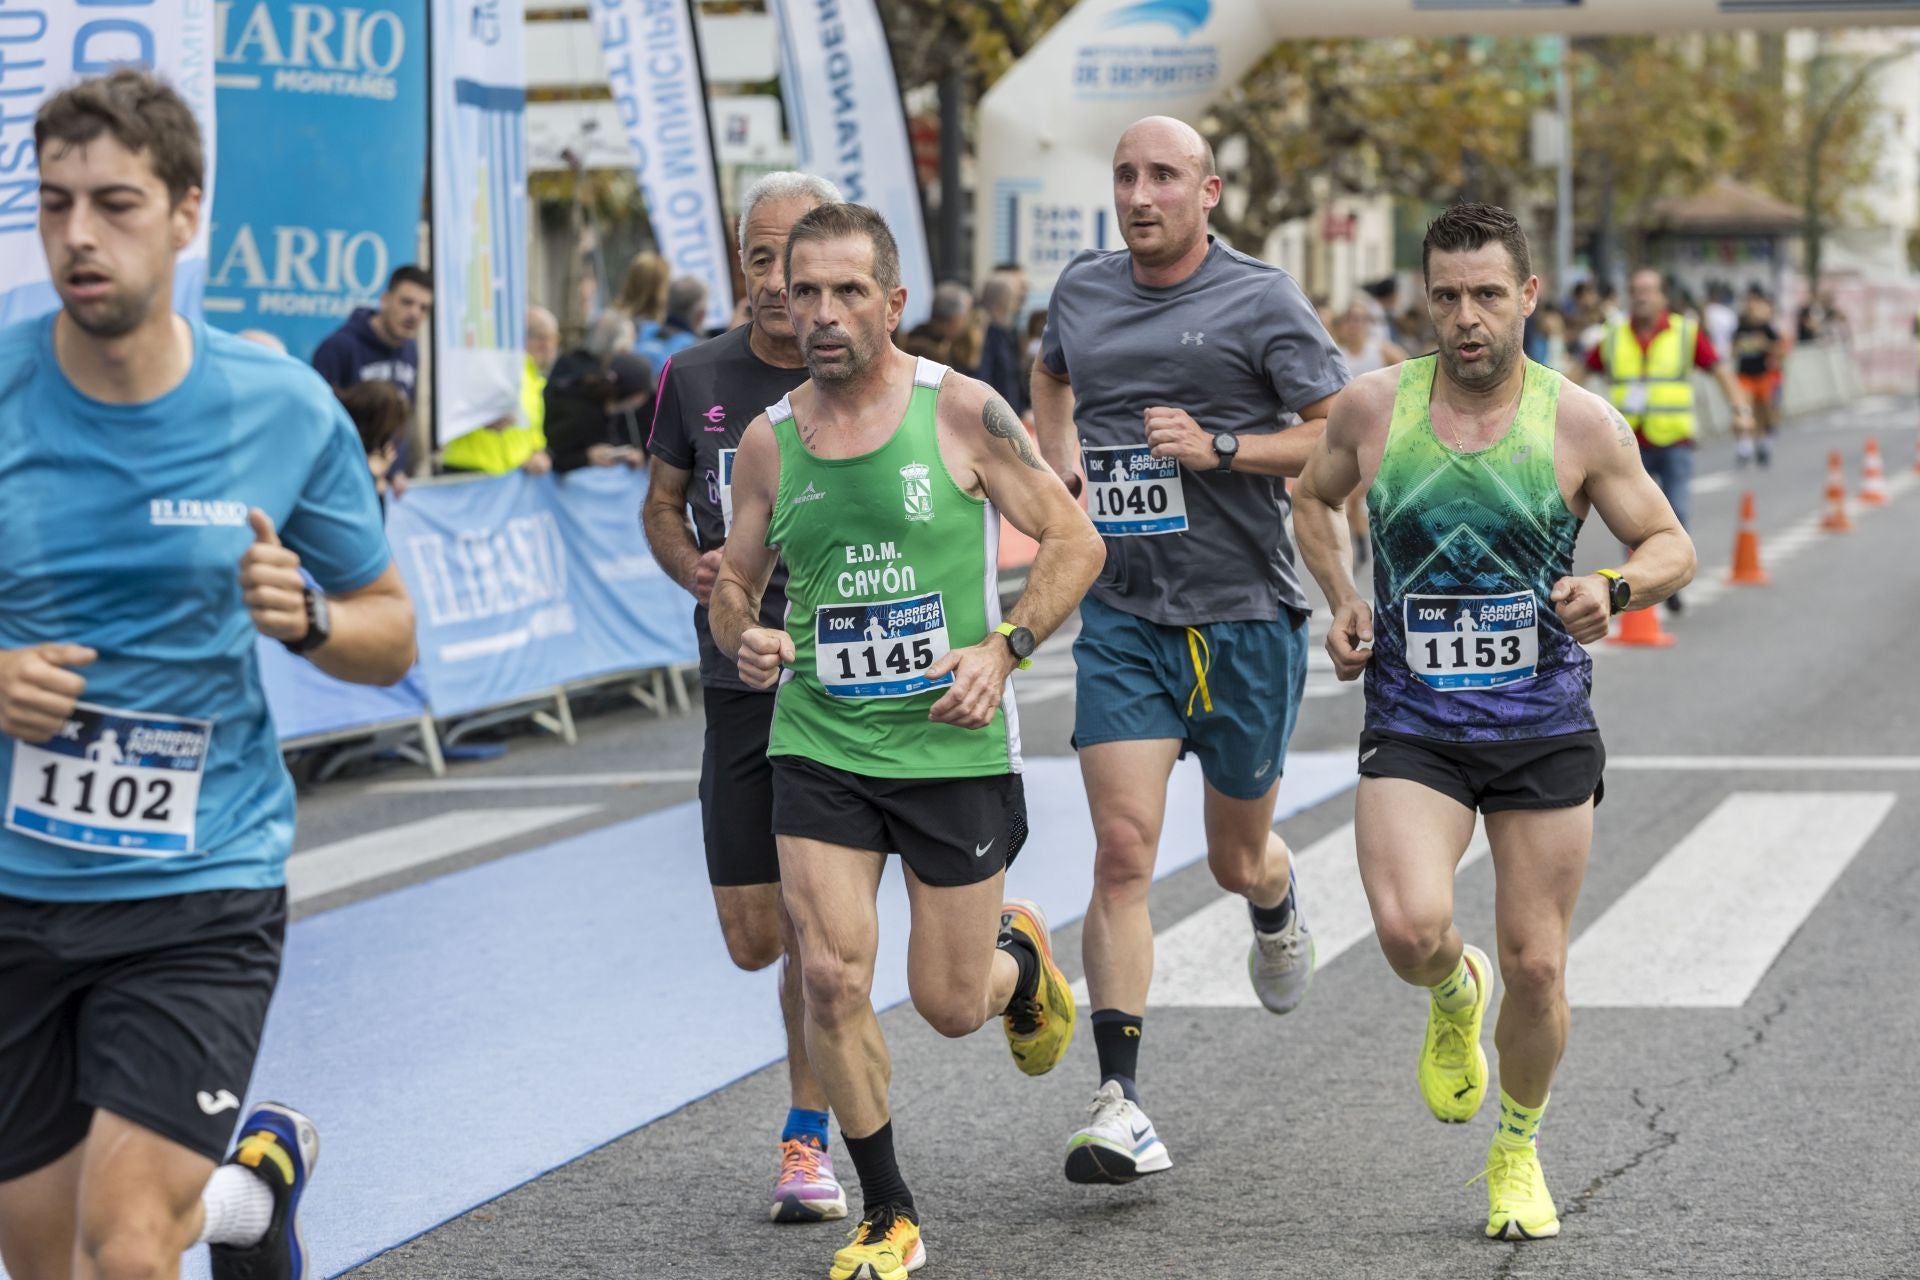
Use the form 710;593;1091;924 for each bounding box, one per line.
772;1138;848;1223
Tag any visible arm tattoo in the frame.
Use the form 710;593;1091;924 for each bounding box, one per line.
1605;404;1636;449
983;396;1046;471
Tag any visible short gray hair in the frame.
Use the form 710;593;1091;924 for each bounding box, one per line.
931;281;973;322
665;275;708;326
737;170;843;270
979;277;1015;321
584;310;635;361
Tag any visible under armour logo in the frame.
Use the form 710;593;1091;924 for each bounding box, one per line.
702;405;727;430
197;1089;240;1116
1180;332;1204;346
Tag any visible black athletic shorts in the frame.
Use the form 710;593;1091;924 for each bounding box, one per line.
0;887;285;1180
1358;728;1605;813
770;757;1027;888
700;685;780;887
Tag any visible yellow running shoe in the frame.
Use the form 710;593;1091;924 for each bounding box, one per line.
1477;1139;1561;1240
829;1203;926;1280
1000;898;1075;1077
1418;943;1491;1123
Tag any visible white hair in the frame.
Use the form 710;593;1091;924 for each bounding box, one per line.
736;171;843;270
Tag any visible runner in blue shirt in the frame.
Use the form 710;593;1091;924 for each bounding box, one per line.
0;71;416;1280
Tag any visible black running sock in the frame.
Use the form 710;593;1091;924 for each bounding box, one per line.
1249;882;1295;934
998;930;1040;1010
1091;1009;1143;1102
843;1121;915;1219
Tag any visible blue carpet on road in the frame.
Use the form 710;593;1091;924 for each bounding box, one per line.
177;752;1356;1278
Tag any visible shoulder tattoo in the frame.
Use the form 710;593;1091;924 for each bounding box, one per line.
1604;403;1636;449
983;396;1046;470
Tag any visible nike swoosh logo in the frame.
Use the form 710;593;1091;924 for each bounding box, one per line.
197;1088;240;1116
1360;747;1379;763
975;840;995;858
1130;1123;1152;1141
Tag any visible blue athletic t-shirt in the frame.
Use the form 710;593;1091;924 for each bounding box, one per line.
0;314;392;902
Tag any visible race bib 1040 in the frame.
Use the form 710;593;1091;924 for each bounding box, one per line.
6;703;210;855
1404;592;1539;690
1084;443;1188;536
815;590;954;699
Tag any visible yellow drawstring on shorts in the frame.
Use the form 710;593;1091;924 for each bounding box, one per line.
1184;627;1214;716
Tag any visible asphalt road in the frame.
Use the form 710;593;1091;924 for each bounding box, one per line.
301;401;1920;1279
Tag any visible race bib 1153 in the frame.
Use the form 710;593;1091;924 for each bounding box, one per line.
815;590;953;699
1404;592;1539;690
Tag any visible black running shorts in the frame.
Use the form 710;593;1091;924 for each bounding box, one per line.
0;887;285;1179
700;685;780;887
770;757;1027;888
1358;728;1605;813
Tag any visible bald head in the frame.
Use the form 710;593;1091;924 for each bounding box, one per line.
1112;116;1221;276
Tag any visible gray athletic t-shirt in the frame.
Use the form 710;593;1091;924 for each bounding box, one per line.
1041;240;1348;626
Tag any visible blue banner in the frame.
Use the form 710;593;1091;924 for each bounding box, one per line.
256;639;430;741
205;0;428;360
385;470;697;718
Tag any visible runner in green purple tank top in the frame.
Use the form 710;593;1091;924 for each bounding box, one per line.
711;203;1104;1280
1294;205;1696;1244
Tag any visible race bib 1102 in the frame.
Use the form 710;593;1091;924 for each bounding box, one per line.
1404;592;1539;690
1084;443;1188;536
6;703;210;856
815;590;954;699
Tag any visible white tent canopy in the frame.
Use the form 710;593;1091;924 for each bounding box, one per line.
975;0;1913;296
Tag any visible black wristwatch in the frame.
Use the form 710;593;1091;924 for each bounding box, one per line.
1595;568;1631;616
282;587;332;655
994;623;1036;669
1212;432;1239;471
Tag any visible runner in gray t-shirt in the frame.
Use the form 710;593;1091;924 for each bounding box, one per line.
1031;115;1349;1187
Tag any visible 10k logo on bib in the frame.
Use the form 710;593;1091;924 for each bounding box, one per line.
815;590;953;699
1404;591;1539;690
1083;443;1187;536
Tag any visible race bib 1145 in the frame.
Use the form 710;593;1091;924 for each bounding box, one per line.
815;590;954;699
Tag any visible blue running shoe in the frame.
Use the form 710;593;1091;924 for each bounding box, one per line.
210;1103;320;1280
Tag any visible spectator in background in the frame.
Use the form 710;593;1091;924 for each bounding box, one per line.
901;280;974;368
1398;304;1436;356
991;260;1030;324
312;264;430;401
545;312;653;473
1703;282;1738;360
442;305;559;476
1022;308;1048;392
1797;289;1849;346
1732;290;1786;467
615;251;670;335
335;380;410;505
974;275;1028;413
636;275;707;369
1361;275;1401;346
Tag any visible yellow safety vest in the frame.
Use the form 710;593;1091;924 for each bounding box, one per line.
1604;317;1696;447
441;357;549;474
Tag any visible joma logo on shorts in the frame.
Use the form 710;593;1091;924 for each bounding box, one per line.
151;499;248;527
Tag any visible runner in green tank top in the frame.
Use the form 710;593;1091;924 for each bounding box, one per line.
710;203;1104;1280
1292;206;1695;1246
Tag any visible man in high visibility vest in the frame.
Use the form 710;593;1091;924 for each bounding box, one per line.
1585;268;1752;612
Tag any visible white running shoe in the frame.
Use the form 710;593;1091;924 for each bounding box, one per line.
1248;870;1315;1014
1064;1081;1172;1185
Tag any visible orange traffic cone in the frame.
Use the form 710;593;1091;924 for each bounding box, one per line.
1726;491;1771;586
1859;437;1889;506
1610;602;1676;647
1820;450;1855;532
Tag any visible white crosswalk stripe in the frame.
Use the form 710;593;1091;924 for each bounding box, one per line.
1072;819;1491;1007
1566;791;1895;1007
1100;789;1893;1011
287;806;599;906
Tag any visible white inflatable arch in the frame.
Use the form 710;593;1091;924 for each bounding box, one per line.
976;0;1910;296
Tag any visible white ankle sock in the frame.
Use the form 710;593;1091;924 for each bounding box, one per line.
196;1164;275;1247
